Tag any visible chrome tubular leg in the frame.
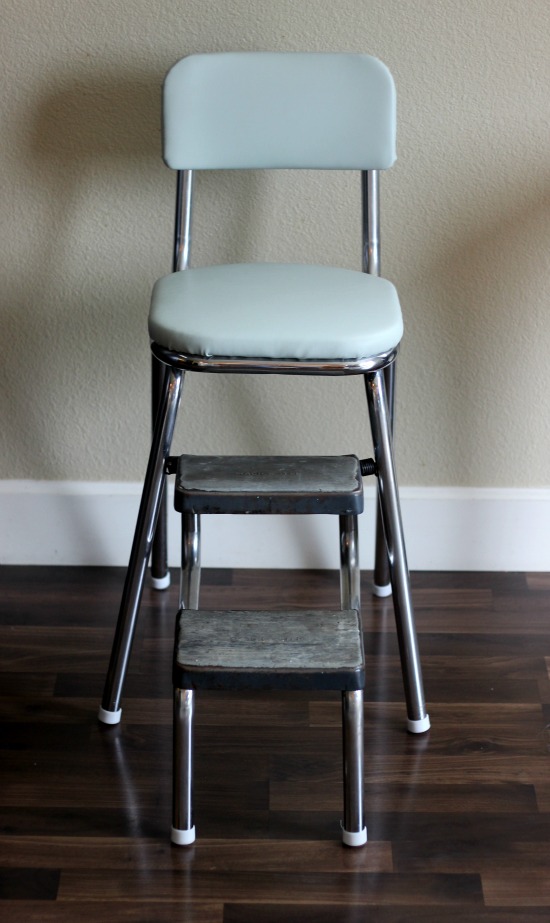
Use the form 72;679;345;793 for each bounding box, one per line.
365;369;430;734
339;514;360;612
341;690;367;846
180;513;201;610
98;367;184;725
151;169;193;590
171;688;195;845
373;363;395;597
151;356;171;590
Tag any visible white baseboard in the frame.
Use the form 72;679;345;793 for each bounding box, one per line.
0;480;549;571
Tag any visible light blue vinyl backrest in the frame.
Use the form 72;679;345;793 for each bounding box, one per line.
163;52;396;170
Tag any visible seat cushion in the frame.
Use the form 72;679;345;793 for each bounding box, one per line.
149;262;403;361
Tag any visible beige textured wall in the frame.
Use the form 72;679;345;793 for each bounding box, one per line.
1;0;549;487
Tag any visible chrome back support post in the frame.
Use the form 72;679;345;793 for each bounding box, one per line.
362;169;393;593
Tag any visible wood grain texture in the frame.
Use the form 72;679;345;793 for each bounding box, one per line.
174;453;364;514
174;608;365;690
0;565;549;919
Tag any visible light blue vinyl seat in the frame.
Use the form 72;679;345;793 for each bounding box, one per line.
149;262;403;361
99;52;429;743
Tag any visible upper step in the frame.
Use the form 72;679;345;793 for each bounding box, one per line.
174;454;364;515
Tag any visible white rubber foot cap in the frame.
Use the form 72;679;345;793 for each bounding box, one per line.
171;826;196;846
373;582;392;598
407;714;431;734
341;825;368;847
98;705;122;725
151;572;171;591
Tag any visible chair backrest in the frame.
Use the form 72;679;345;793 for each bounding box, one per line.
163;52;396;171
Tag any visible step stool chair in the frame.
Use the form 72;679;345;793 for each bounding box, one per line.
172;453;367;846
98;52;430;741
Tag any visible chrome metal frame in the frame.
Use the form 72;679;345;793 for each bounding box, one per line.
150;358;170;585
365;367;428;728
151;341;398;377
339;513;365;842
172;687;195;844
98;367;184;723
152;170;194;586
339;514;360;613
174;170;194;273
361;170;380;277
172;684;365;847
180;512;201;610
172;685;366;847
342;689;365;841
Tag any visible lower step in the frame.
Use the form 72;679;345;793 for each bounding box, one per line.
173;608;365;691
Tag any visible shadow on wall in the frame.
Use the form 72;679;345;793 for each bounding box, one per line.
1;67;165;559
30;69;162;164
398;174;550;487
2;64;268;459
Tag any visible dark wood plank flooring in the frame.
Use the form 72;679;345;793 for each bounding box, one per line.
1;566;549;920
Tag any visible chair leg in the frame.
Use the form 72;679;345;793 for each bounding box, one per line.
180;513;201;610
339;514;360;612
373;363;395;597
341;690;367;846
364;368;430;734
151;355;171;590
172;688;195;845
97;367;184;725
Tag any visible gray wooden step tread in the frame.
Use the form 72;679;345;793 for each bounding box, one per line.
173;608;365;691
174;454;364;515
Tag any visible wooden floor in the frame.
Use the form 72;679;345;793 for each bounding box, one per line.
1;566;550;921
